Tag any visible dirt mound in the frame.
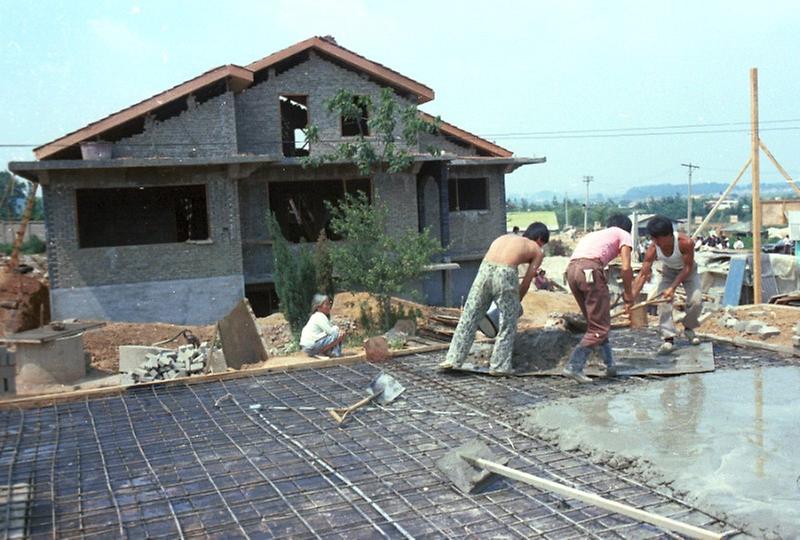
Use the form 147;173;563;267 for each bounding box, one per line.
0;271;50;336
83;322;215;373
699;304;798;349
520;290;580;328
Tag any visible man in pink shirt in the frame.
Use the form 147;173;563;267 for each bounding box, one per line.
563;214;634;383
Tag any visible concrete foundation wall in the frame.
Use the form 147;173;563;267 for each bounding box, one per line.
236;53;415;157
43;167;243;290
51;274;244;325
115;92;238;159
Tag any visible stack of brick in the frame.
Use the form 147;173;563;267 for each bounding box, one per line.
129;344;210;383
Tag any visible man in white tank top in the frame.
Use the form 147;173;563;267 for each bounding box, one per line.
632;216;703;355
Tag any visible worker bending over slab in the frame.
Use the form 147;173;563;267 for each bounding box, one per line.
439;222;549;375
632;215;703;355
563;214;634;383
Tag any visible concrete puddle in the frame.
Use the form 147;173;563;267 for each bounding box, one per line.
525;366;800;538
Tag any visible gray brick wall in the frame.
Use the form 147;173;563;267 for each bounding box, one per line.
114;92;237;158
236;53;416;157
419;131;478;156
447;168;506;255
44;167;243;290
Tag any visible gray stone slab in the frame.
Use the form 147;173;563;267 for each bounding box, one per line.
218;299;268;369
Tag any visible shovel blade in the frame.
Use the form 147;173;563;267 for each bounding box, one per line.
367;372;405;405
435;440;509;494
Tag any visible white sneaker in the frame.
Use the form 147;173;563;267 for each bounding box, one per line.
684;329;701;346
657;341;674;355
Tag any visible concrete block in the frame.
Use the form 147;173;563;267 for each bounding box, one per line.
15;334;86;385
792;335;800;348
758;326;780;338
724;318;738;328
189;362;204;372
734;320;749;332
744;320;765;335
119;345;177;373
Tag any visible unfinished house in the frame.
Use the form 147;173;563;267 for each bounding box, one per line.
10;36;543;325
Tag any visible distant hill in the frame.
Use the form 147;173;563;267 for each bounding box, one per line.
622;181;792;201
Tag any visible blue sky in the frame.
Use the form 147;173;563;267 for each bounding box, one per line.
2;0;799;198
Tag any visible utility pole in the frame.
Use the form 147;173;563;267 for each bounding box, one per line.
564;193;569;228
681;163;700;233
583;176;593;232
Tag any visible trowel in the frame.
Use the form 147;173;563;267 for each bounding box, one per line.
328;372;405;425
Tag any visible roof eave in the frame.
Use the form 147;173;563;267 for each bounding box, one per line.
34;65;254;161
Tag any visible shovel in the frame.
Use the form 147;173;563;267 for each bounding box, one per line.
328;372;405;425
437;441;726;540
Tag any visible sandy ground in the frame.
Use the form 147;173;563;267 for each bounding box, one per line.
698;304;798;349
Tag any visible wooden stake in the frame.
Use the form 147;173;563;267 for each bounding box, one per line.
750;68;762;304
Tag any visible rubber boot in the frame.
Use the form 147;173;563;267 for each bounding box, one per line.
599;341;616;377
562;345;592;383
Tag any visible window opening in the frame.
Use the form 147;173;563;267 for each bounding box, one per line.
76;185;210;248
269;179;371;243
448;177;488;211
341;96;369;137
280;95;309;157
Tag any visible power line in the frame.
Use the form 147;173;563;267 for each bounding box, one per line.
4;118;800;148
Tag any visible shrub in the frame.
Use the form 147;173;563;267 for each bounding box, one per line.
266;212;317;343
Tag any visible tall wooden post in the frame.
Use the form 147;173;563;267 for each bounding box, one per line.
750;68;762;303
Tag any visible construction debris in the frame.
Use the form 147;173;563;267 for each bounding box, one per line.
123;343;211;383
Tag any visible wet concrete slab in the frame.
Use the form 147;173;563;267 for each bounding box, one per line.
525;366;800;538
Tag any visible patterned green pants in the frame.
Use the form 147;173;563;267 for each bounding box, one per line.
445;261;521;372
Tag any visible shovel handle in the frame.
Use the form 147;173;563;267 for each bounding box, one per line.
610;295;670;319
329;393;378;425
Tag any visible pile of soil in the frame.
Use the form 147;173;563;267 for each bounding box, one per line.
0;271;50;336
699;304;798;349
519;290;580;328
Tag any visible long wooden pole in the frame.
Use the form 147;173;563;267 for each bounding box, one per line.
8;180;39;272
758;140;800;196
750;68;762;304
469;457;726;540
692;158;751;238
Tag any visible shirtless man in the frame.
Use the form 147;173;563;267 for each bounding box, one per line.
439;222;549;374
632;215;702;355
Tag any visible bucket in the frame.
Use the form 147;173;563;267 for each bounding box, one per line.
478;302;500;338
80;141;113;160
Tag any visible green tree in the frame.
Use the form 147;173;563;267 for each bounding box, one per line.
314;230;336;300
266;212;317;343
302;87;440;175
326;192;441;330
0;171;30;220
